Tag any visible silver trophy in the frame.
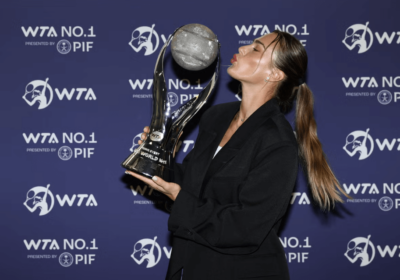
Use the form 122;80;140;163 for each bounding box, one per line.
122;24;220;181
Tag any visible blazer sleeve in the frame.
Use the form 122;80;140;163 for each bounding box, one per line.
168;141;298;255
172;147;194;186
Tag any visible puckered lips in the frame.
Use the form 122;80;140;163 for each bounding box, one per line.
230;54;237;64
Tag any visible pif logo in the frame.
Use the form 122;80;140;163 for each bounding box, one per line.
377;90;393;105
341;76;400;105
234;24;309;46
23;78;97;110
378;196;394;211
24;238;98;267
129;78;202;104
21;26;96;54
167;92;179;106
59;252;74;267
23;132;97;160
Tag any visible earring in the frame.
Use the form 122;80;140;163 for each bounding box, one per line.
264;77;270;83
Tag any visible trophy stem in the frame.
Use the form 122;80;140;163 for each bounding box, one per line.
122;25;220;182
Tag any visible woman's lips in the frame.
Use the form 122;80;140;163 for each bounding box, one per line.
231;54;237;64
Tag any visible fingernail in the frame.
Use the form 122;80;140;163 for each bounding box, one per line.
152;176;158;181
125;170;130;175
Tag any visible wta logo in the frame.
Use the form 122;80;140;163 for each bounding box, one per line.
131;236;162;268
343;128;400;160
344;235;375;267
23;184;55;216
343;129;374;160
344;235;400;266
129;24;159;56
129;24;172;56
342;22;374;54
23;184;98;216
23;78;97;110
343;22;400;54
23;79;53;110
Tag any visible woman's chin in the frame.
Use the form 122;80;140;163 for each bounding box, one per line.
227;70;242;83
227;67;236;78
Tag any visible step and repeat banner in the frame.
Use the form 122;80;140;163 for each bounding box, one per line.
1;0;399;279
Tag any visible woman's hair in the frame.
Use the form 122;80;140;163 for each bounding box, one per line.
267;30;350;210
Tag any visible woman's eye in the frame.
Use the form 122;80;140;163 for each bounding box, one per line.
253;47;258;52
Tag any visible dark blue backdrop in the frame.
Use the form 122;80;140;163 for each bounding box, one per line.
1;0;399;279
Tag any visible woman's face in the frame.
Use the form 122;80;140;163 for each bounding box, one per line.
227;33;278;84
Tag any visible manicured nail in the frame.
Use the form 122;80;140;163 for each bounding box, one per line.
125;170;130;175
152;176;158;181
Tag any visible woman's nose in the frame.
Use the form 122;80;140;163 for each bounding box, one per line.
238;46;245;55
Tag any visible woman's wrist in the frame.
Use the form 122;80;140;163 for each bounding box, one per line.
170;187;181;201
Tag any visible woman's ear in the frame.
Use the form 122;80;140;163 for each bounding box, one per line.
271;68;285;82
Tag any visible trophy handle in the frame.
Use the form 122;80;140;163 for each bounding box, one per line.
151;26;220;153
166;53;219;152
122;25;220;179
150;26;186;134
149;35;170;133
172;52;220;128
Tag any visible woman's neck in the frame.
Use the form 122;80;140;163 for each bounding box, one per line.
236;82;274;124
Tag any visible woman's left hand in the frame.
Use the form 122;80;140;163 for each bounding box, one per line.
125;171;181;201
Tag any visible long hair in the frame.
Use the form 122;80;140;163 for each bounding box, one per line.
268;30;350;210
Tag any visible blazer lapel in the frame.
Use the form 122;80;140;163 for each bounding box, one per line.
187;98;281;196
223;97;281;150
192;101;240;161
186;102;240;196
201;146;240;190
202;98;282;189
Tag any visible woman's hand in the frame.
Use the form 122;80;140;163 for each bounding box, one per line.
138;126;183;158
137;126;150;145
125;170;181;201
128;126;183;200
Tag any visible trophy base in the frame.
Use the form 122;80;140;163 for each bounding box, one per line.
122;155;173;180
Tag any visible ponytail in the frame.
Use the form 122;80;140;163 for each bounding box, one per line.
295;84;350;210
269;29;350;210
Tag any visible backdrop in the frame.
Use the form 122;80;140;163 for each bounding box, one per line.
1;0;399;279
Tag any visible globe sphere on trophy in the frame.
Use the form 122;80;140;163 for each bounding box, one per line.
121;23;220;181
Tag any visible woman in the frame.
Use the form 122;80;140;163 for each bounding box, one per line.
126;30;349;280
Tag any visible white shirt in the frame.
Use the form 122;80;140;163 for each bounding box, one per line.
213;146;222;158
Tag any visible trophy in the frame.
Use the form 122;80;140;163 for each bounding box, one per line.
121;24;220;181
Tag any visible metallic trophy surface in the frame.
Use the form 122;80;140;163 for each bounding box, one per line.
121;24;220;181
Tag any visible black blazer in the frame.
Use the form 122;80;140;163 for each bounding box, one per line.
166;97;299;280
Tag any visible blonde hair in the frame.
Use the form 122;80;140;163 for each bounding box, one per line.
269;30;351;210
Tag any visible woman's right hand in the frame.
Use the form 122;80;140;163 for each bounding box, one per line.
137;126;183;158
